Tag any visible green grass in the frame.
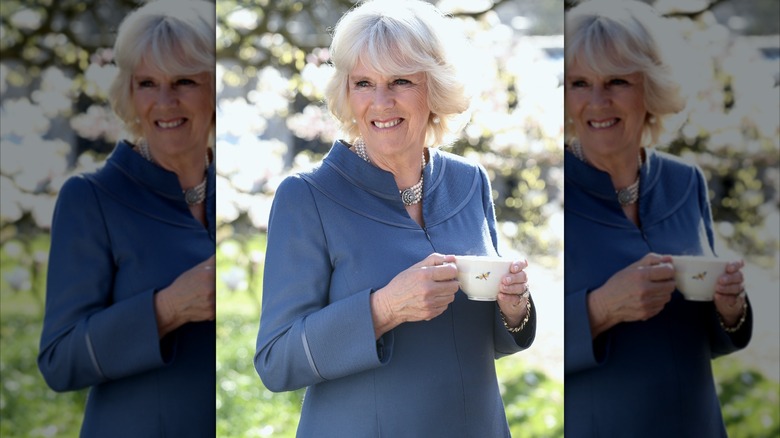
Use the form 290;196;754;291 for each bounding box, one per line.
715;356;780;437
0;313;87;437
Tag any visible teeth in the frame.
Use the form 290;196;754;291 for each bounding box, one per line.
157;119;185;129
374;119;401;129
590;119;617;129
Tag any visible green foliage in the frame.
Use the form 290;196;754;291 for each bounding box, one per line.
714;357;780;437
0;315;87;437
0;234;50;316
216;232;308;437
1;237;86;437
217;313;305;437
497;359;564;437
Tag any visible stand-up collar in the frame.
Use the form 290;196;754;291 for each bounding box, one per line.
322;140;440;201
565;146;698;228
302;140;479;229
107;140;216;202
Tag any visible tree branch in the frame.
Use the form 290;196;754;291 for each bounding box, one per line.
450;0;509;19
662;0;729;19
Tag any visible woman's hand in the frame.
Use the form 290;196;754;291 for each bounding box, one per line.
713;260;748;328
496;259;531;328
154;254;216;338
370;253;460;339
587;253;676;338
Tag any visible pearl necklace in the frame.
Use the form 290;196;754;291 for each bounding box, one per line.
353;138;425;206
138;139;209;205
572;140;642;206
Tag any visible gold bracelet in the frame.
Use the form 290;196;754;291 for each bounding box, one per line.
501;288;532;333
718;300;748;333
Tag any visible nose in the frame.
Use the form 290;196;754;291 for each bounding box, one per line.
155;86;178;108
588;86;611;109
370;86;395;110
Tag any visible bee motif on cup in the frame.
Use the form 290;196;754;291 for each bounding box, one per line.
475;272;490;281
692;271;707;281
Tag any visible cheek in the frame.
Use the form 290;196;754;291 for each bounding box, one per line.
131;92;149;116
564;91;585;110
197;94;215;116
347;93;369;116
627;96;647;121
408;89;429;115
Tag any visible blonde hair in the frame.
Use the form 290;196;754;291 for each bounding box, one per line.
108;0;215;140
324;0;471;147
565;0;686;146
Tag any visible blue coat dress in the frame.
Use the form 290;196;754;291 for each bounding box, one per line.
38;141;216;437
255;141;536;438
564;148;752;437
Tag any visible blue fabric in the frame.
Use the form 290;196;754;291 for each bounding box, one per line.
563;148;752;437
255;141;536;437
38;141;216;437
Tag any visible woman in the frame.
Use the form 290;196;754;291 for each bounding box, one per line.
254;0;536;436
563;1;752;436
37;1;216;436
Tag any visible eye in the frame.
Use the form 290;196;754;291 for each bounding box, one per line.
137;79;155;88
608;78;630;86
570;79;588;88
176;78;197;86
392;78;411;86
354;80;372;88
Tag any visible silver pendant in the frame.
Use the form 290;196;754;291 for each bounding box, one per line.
617;188;633;206
185;188;201;205
401;188;416;205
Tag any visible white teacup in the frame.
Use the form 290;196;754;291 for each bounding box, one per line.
672;255;729;301
455;256;513;301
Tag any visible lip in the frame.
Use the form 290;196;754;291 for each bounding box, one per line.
587;118;619;129
372;118;403;129
155;118;187;129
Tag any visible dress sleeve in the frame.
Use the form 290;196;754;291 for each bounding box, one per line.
474;164;536;355
494;297;537;359
564;287;609;373
254;176;389;392
694;167;753;353
37;176;167;392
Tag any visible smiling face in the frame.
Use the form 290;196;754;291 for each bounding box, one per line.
347;59;431;161
566;59;647;156
131;57;213;158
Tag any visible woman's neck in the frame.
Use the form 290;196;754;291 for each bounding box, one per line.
140;140;210;190
352;139;426;190
574;140;642;190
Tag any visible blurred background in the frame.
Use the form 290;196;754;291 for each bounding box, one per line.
0;0;777;437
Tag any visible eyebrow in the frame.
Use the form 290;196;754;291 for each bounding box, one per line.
350;72;423;80
133;72;205;81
